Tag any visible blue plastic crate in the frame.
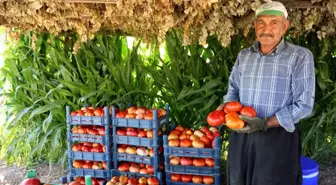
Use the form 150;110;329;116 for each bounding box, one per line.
69;151;111;161
112;170;163;181
164;155;221;172
116;153;164;166
163;136;221;158
111;170;164;185
112;117;168;129
59;176;108;185
67;133;110;144
166;172;220;185
115;135;162;147
111;105;169;129
66;106;111;126
116;153;154;165
67;116;109;126
70;168;111;179
165;163;220;176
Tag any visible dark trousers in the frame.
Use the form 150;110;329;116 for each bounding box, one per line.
226;126;302;185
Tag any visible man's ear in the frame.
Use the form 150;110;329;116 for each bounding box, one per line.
283;19;290;33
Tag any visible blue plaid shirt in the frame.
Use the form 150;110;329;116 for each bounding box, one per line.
224;39;315;132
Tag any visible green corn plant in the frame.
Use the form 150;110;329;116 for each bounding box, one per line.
0;30;335;171
0;33;68;168
292;33;336;164
0;32;165;167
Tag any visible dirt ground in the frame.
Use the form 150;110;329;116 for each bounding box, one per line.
0;160;68;185
0;160;335;185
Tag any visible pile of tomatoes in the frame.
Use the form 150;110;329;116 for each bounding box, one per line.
69;177;106;185
169;156;214;167
207;101;257;129
117;144;163;157
71;142;106;153
170;174;214;184
116;106;167;120
70;106;108;117
72;125;106;136
117;162;164;175
166;125;218;185
72;160;107;170
167;125;220;148
116;127;162;138
106;175;160;185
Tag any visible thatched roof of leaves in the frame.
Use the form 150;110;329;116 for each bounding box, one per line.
1;0;335;50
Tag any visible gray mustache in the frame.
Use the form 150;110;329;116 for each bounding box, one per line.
259;33;274;37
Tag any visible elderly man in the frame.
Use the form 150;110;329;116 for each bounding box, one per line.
218;1;316;185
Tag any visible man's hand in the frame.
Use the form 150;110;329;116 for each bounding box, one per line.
233;115;268;133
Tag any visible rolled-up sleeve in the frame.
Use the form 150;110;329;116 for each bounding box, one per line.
224;56;240;103
276;50;315;132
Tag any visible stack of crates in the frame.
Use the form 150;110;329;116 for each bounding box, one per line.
66;106;113;181
163;126;221;185
111;105;169;184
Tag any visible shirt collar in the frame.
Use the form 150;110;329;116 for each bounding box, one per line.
252;38;286;54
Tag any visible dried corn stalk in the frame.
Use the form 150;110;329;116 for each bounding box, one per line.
0;0;335;51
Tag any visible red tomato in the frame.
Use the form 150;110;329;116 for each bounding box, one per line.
205;158;215;167
225;112;245;129
180;138;192;148
125;113;136;119
171;174;181;182
170;129;181;136
192;176;203;184
200;136;211;147
77;127;87;134
193;158;205;167
144;112;153;120
71;143;82;151
76;110;85;116
170;157;180;165
69;181;81;185
224;101;243;113
20;178;41;185
147;177;159;185
206;110;225;126
180;157;193;166
203;176;214;184
116;110;127;118
201;125;209;132
181;175;192;182
168;139;180;147
240;106;257;117
147;166;154;174
205;130;214;141
116;129;126;136
175;125;185;132
93;109;104;116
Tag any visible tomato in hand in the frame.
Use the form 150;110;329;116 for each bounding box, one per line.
224;101;243;113
225;112;244;129
240;106;257;117
207;110;225;126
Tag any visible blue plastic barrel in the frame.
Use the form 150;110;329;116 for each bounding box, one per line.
301;156;319;185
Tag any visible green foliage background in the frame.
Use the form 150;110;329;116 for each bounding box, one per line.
0;31;335;171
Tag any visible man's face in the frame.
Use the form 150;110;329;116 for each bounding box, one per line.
254;14;289;47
